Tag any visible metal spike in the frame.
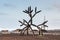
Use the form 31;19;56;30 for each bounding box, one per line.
35;7;37;13
36;10;41;13
23;10;28;13
19;20;26;26
23;19;28;24
32;24;41;30
42;20;48;25
30;10;33;13
44;25;48;27
38;24;42;26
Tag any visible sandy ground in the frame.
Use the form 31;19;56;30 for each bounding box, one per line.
0;34;60;40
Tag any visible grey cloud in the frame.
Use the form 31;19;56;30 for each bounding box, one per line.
0;13;8;15
53;2;60;10
3;3;16;8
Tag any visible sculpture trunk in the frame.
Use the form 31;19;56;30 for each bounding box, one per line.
31;17;32;25
27;27;29;35
39;30;40;35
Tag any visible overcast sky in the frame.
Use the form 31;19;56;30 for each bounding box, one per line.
0;0;60;31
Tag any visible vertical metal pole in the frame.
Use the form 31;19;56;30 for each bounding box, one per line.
27;26;28;35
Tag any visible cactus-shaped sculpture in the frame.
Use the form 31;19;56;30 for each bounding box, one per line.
19;6;48;35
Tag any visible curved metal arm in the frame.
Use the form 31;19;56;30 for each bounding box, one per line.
18;20;26;26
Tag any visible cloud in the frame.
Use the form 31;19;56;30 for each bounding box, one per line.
46;0;60;11
53;4;60;10
3;3;16;8
0;13;7;15
52;0;60;10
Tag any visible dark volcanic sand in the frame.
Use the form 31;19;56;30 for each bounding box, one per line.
0;34;60;40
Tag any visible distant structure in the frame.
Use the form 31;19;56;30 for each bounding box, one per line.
1;30;10;34
19;6;48;36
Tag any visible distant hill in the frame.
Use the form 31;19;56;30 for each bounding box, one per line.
47;29;60;33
